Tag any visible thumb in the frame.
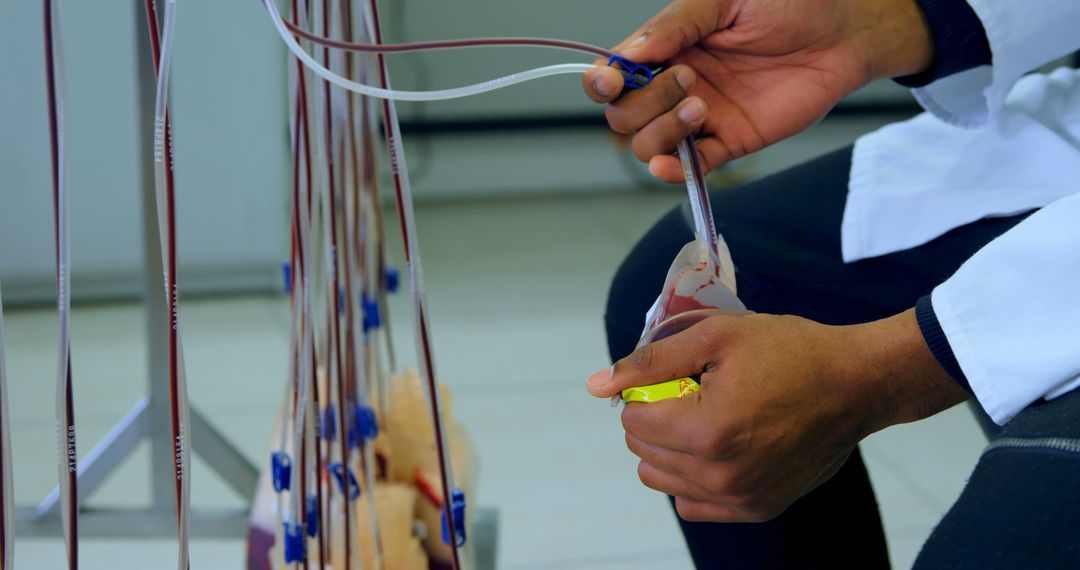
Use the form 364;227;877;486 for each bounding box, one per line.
586;325;713;398
616;0;731;64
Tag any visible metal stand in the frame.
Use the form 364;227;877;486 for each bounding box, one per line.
16;1;257;538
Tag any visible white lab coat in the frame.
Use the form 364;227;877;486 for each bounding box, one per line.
842;0;1080;424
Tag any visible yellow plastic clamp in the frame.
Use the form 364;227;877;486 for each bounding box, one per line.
621;377;700;403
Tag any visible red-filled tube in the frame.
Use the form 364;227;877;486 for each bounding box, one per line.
142;1;191;568
43;1;78;568
363;0;464;566
283;17;612;59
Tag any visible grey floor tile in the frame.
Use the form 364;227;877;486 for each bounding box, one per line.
457;387;687;569
884;527;935;570
505;549;694;570
14;538;244;569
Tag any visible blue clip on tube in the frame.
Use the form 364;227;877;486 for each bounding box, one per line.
607;55;654;90
441;488;468;547
271;452;292;493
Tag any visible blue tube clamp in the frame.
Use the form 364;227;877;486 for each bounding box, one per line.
271;452;292;493
362;295;381;333
321;405;337;441
607;55;654;90
281;262;292;294
440;488;468;547
384;266;400;293
283;522;306;563
328;462;361;500
354;404;379;442
306;495;320;537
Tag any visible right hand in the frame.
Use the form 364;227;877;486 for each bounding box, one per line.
583;0;933;182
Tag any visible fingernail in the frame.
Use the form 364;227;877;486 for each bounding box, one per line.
675;67;696;92
648;159;663;178
678;100;705;124
593;76;615;98
587;366;614;389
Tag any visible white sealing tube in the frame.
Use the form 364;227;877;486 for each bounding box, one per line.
361;0;467;561
151;2;192;569
44;1;77;566
677;138;722;272
262;0;592;101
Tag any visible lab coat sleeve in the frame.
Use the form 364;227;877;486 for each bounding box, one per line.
932;192;1080;425
911;0;1080;127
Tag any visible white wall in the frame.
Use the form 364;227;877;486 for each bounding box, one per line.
0;1;290;303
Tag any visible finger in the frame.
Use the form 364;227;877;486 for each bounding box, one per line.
585;313;738;398
618;0;731;64
621;396;709;453
608;316;716;393
630;96;707;162
583;66;626;103
604;65;697;135
647;136;738;182
673;496;744;522
610;1;678;57
636;460;722;503
625;432;710;482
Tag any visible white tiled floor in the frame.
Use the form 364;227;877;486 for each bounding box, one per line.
3;192;986;569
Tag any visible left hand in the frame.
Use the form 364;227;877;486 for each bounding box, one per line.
585;309;968;522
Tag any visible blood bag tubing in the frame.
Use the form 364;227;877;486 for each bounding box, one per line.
43;1;79;568
144;0;192;567
363;0;465;564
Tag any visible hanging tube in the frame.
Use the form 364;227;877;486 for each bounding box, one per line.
43;1;78;568
262;0;591;102
147;0;192;567
363;0;463;566
281;19;612;58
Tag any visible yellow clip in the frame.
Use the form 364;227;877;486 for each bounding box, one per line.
621;377;700;403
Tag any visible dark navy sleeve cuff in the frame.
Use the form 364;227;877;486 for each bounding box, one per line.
915;295;973;396
895;0;992;88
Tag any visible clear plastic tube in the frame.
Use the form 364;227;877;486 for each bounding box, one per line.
0;281;13;570
150;1;192;568
262;0;592;102
287;205;315;557
677;138;721;274
363;0;464;566
348;17;387;566
284;0;316;551
286;128;315;566
336;12;385;567
311;3;360;557
43;1;78;568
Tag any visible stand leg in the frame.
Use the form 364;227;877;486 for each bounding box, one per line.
34;398;151;518
189;407;258;500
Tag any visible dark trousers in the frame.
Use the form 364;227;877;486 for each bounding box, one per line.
604;146;1080;569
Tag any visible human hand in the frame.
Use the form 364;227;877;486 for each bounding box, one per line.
585;309;967;522
583;0;933;181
